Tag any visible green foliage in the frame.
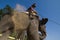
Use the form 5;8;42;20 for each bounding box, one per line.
0;5;13;20
3;5;13;13
0;9;3;20
0;9;3;15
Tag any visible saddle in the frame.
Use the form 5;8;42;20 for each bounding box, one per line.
25;11;39;20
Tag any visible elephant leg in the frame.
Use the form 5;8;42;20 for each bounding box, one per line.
19;31;27;40
19;31;26;40
15;30;26;40
27;19;40;40
15;30;21;40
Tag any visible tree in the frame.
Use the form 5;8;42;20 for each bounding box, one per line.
0;9;3;15
0;5;13;20
0;9;3;20
3;5;13;15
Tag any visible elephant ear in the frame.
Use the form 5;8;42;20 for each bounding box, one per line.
40;18;48;25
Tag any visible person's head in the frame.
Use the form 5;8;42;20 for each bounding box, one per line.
31;3;36;8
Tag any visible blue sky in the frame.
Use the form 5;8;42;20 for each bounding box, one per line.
0;0;60;40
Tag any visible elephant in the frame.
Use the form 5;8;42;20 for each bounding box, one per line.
0;10;40;40
0;10;48;40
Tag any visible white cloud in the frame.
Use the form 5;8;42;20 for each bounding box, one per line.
15;4;26;12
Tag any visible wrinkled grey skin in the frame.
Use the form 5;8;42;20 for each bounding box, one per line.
12;11;39;40
0;11;47;40
0;11;40;40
